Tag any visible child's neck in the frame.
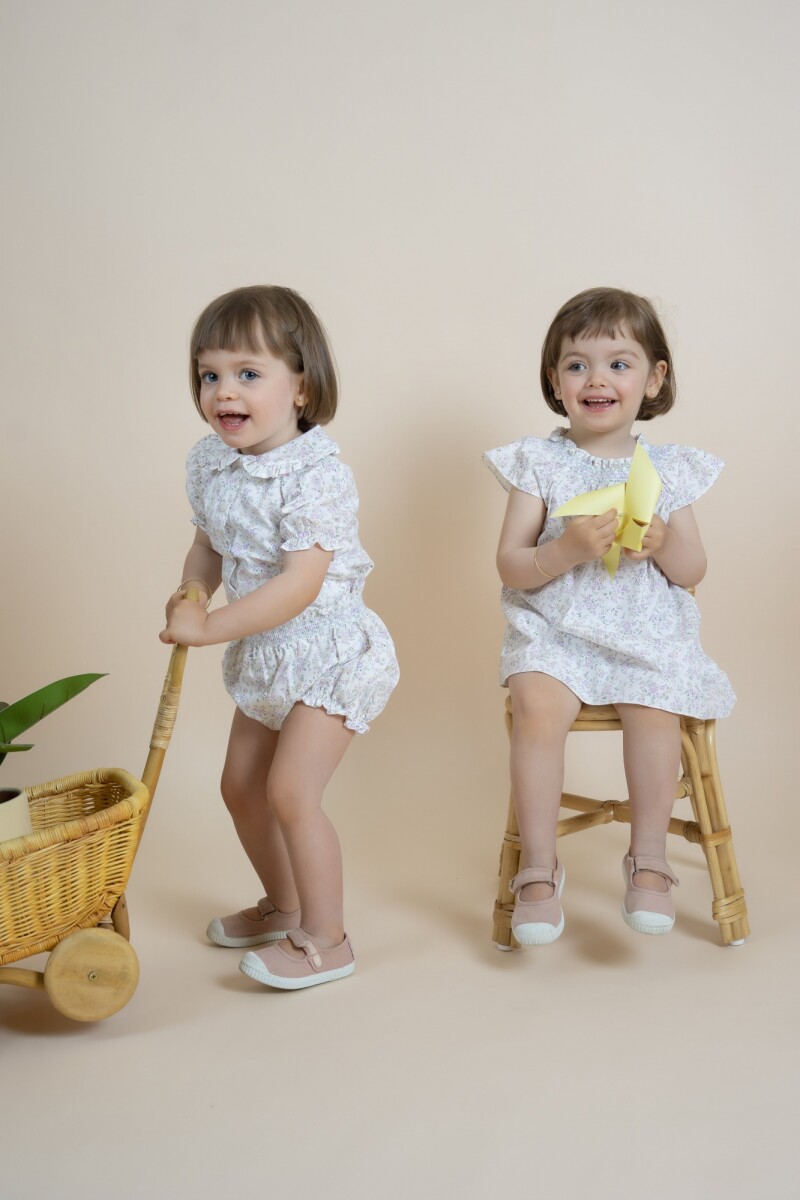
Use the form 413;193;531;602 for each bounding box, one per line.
564;424;639;459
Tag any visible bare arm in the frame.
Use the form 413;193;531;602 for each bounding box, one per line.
496;488;618;590
625;505;707;588
176;527;223;604
160;543;333;647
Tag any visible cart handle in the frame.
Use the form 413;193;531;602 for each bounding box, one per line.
141;584;201;799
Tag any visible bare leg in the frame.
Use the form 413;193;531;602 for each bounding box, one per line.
220;707;299;915
508;673;582;901
266;703;354;952
615;704;682;892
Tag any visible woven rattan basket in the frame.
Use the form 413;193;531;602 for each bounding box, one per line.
0;591;194;1020
0;768;149;967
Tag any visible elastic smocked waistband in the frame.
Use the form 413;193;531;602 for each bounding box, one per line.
238;587;375;647
225;576;365;605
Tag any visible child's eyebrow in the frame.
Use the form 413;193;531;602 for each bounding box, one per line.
197;353;267;368
559;344;642;362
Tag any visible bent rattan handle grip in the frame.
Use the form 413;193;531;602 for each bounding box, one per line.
141;585;200;797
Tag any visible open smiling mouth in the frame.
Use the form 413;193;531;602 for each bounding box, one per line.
217;412;250;430
582;398;617;410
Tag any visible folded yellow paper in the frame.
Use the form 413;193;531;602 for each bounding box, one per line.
553;443;662;578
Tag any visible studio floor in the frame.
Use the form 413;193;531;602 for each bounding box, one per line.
1;756;795;1200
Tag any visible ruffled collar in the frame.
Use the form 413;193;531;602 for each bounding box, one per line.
207;425;339;478
548;426;649;467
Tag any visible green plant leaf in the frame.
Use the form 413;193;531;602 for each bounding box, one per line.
0;743;34;752
0;674;106;745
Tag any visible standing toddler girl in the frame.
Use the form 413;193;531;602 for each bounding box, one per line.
161;285;399;989
484;287;734;944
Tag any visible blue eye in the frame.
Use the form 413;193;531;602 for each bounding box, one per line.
240;369;259;381
200;371;218;384
566;362;586;373
610;361;629;371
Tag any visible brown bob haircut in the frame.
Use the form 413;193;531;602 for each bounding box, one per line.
540;287;676;422
189;285;338;432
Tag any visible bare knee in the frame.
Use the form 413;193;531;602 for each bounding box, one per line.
266;779;310;828
220;768;263;818
511;693;574;744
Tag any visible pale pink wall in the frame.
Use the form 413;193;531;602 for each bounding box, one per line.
2;0;796;853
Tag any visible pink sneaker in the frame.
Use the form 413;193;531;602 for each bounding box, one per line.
621;854;679;935
509;863;565;945
206;897;301;948
239;928;355;990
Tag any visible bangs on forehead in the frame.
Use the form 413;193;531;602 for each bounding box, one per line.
562;297;647;347
192;301;273;356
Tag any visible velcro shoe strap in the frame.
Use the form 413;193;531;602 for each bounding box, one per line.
286;928;324;970
510;866;557;894
631;856;679;887
257;897;277;918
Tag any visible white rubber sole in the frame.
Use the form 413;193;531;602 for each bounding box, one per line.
239;952;355;990
621;902;674;936
512;866;566;946
206;919;291;949
514;912;565;945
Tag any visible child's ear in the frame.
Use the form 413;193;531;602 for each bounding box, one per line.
646;360;668;397
546;367;561;398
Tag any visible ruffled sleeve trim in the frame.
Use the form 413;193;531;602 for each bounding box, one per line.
279;457;359;553
185;435;221;532
648;443;725;511
483;436;559;498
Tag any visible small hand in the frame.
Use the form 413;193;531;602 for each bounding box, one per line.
561;509;619;565
624;514;668;561
159;593;209;646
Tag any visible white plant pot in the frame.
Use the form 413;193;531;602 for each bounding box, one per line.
0;788;33;843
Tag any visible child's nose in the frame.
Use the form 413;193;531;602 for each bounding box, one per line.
217;376;239;399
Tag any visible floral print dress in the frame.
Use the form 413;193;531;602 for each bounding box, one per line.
186;425;399;733
483;428;735;718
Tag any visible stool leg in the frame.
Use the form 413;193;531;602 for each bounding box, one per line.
681;719;749;945
494;790;521;949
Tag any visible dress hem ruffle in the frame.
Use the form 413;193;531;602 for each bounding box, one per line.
501;663;735;721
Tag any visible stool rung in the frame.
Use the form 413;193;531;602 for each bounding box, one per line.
503;804;702;847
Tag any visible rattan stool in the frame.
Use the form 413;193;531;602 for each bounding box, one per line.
493;695;749;949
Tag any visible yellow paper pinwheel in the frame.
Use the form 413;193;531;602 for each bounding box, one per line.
553;443;662;578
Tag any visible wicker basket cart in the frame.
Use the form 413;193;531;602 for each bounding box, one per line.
0;621;192;1022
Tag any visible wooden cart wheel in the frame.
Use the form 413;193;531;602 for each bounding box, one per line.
43;928;139;1022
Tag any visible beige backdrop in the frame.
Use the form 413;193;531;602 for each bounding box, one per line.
2;2;798;1198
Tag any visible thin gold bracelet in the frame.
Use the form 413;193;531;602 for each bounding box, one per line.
532;548;558;581
178;578;212;609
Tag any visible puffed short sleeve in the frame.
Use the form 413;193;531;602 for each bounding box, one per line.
483;437;553;498
653;444;724;512
279;457;358;553
185;437;217;533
